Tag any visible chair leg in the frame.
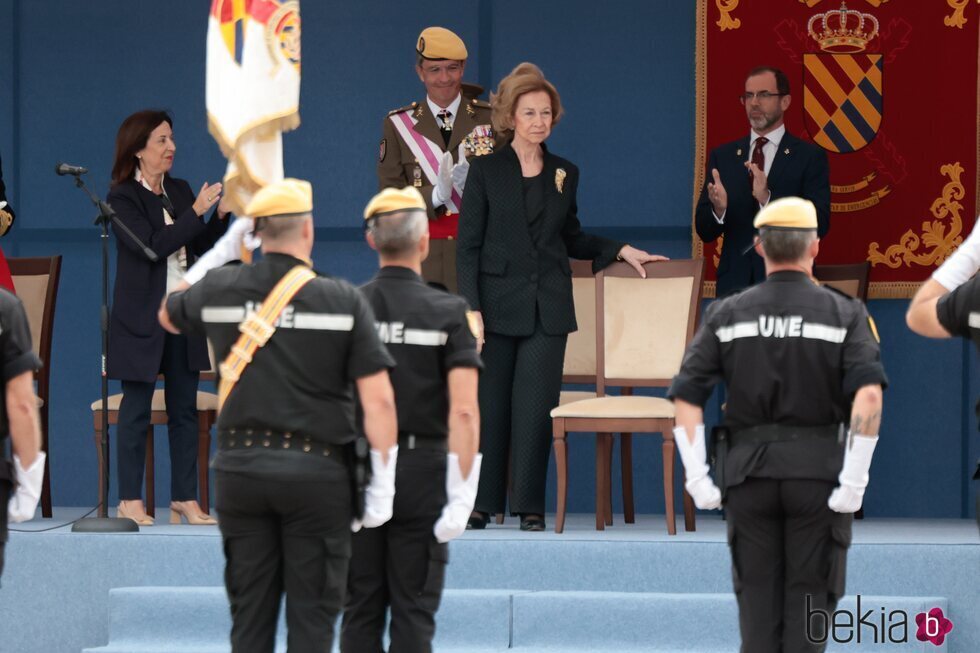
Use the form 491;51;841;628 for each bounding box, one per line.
145;428;155;518
620;433;635;524
40;406;52;518
682;472;696;532
604;434;614;526
198;412;212;515
93;413;107;518
553;419;569;534
595;433;611;531
662;436;677;536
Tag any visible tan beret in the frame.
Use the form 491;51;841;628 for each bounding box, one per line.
364;187;426;220
417;27;467;61
245;178;313;218
753;197;818;230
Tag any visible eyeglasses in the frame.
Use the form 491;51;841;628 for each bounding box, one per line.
739;91;785;104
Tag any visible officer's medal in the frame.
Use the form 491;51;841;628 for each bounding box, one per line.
413;159;422;188
464;125;494;157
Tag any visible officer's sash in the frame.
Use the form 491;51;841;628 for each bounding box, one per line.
217;265;317;412
389;112;463;213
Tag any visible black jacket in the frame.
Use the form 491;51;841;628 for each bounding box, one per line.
107;175;228;382
0;154;14;226
457;144;623;337
695;131;830;297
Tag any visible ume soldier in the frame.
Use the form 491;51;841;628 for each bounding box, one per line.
668;197;887;653
160;179;399;652
342;187;482;653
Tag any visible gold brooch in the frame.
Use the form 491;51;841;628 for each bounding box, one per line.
555;168;566;193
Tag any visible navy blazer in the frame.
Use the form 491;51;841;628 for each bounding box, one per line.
695;131;830;297
107;175;228;382
457;144;623;337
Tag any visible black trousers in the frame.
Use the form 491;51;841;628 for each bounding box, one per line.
475;324;567;515
216;464;352;653
117;332;200;501
0;479;9;580
342;448;448;653
725;477;852;653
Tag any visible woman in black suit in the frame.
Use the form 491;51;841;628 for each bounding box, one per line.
457;64;666;530
108;110;229;525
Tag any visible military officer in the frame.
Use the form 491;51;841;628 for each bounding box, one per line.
160;179;399;653
342;187;482;653
378;26;501;293
668;197;887;653
1;288;44;577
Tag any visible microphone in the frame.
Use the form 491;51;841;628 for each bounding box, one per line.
55;162;88;176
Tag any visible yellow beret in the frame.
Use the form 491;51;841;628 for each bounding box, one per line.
753;197;818;230
417;27;467;61
245;178;313;218
364;187;427;220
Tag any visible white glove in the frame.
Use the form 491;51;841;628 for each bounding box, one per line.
183;216;259;285
351;445;398;531
933;216;980;291
451;143;470;195
828;433;879;513
433;453;482;543
673;425;722;510
431;151;454;208
7;452;46;523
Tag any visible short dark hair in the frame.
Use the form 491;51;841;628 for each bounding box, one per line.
746;66;790;96
111;109;173;187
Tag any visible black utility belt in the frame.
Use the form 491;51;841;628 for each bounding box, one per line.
731;423;844;445
398;431;448;452
218;429;341;458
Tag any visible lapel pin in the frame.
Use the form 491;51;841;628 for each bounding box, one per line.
784;148;790;155
736;148;742;156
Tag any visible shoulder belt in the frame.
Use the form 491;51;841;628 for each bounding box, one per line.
217;265;318;411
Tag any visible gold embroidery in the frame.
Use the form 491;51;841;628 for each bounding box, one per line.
868;163;965;269
716;0;741;31
945;0;969;29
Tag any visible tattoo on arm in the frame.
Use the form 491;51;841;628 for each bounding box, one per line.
849;410;881;437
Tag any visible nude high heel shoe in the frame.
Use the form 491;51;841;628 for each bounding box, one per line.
169;501;218;525
117;501;154;526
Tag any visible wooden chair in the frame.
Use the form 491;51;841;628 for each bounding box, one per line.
91;390;218;518
550;259;705;534
814;261;871;520
813;262;871;302
9;256;62;518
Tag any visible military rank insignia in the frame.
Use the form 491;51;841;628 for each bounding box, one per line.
463;125;494;157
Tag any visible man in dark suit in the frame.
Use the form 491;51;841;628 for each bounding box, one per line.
695;66;830;297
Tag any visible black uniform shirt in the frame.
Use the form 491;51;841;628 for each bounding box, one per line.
359;266;482;439
0;289;40;441
937;273;980;352
168;253;394;475
668;271;888;484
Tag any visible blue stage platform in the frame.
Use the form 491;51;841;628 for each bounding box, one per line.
1;510;976;652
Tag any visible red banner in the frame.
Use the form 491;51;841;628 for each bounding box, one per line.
694;0;980;298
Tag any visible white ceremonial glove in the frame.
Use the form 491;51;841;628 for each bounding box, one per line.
933;216;980;291
433;453;483;543
183;216;259;285
828;433;879;513
432;150;454;208
7;452;46;523
351;445;398;532
673;425;722;510
451;143;470;194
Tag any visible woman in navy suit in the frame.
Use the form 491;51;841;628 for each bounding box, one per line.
107;110;229;525
457;64;666;530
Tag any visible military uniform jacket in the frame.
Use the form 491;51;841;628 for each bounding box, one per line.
378;96;500;221
359;266;482;438
167;253;394;449
0;289;40;449
668;271;887;485
457;144;624;337
694;132;830;297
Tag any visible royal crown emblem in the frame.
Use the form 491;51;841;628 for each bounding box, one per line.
807;2;879;53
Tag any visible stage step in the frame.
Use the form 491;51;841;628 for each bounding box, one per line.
82;587;949;652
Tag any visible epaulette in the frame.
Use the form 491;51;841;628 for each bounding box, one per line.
387;102;418;117
820;283;857;301
469;98;491;110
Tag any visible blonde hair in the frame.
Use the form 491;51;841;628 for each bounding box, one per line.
490;63;563;141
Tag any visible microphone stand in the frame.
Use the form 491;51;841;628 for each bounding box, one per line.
65;172;158;533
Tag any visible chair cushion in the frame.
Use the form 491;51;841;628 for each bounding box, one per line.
91;391;219;412
550;395;675;419
558;390;597;406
